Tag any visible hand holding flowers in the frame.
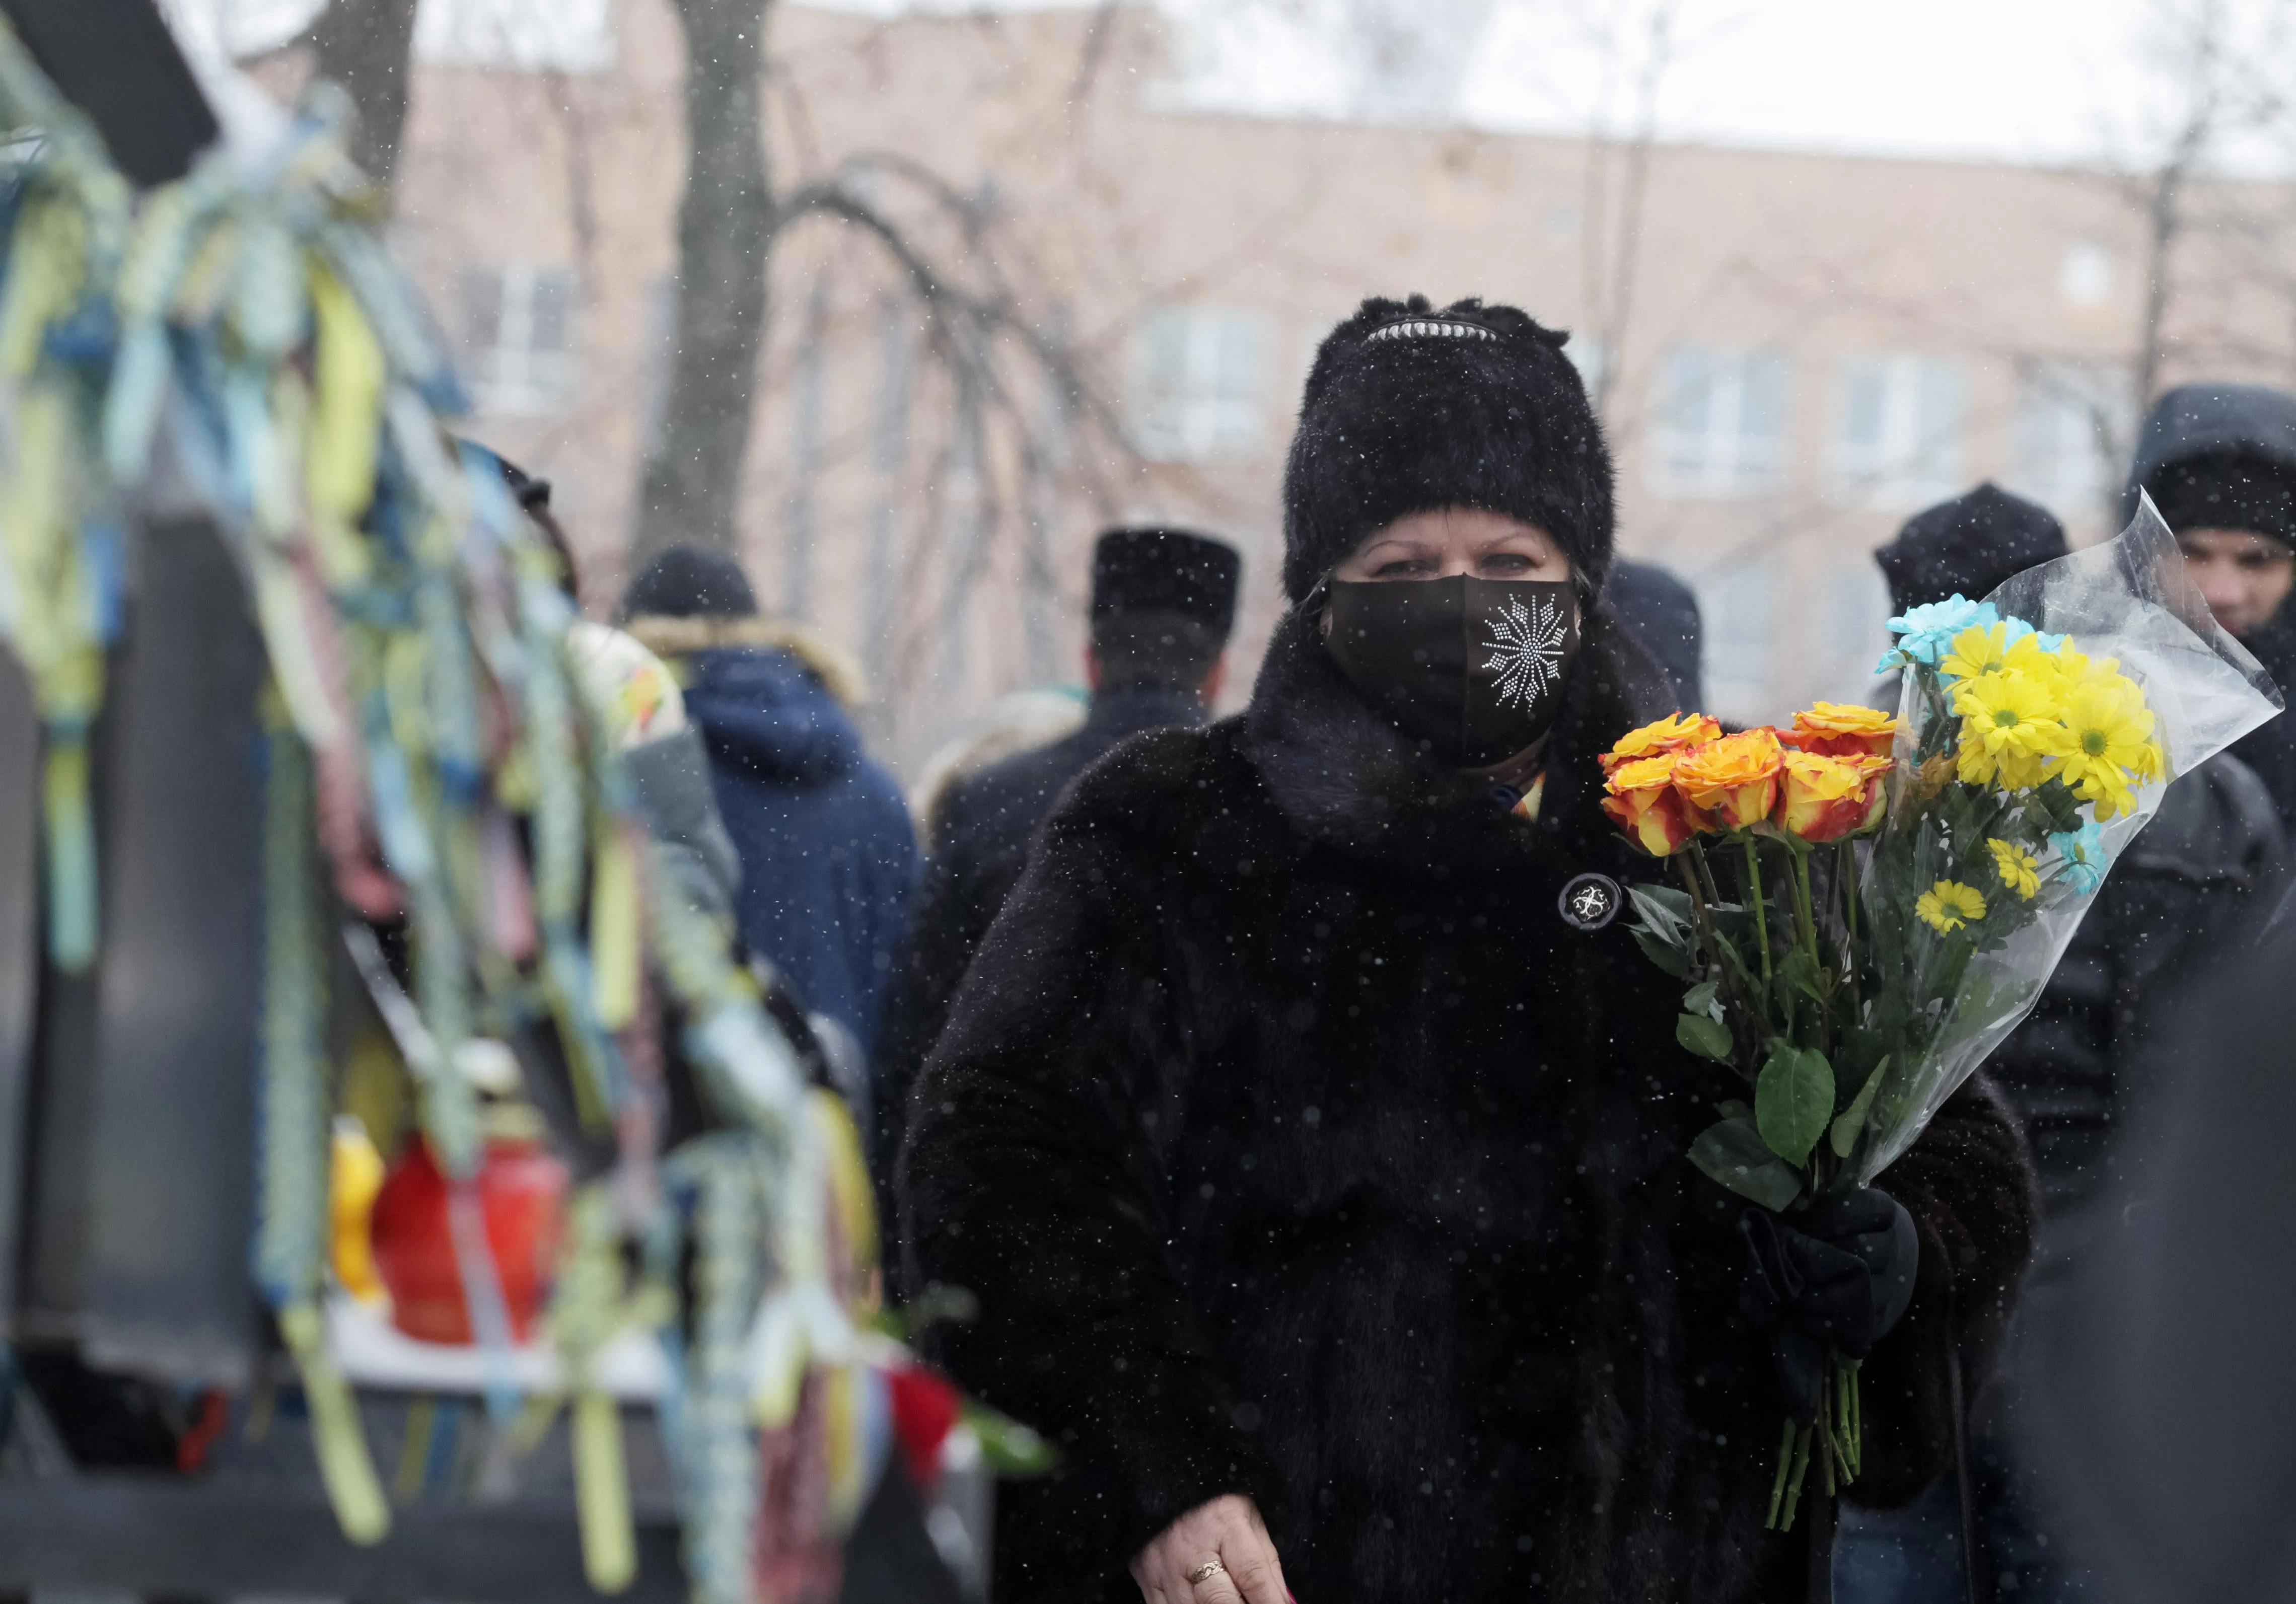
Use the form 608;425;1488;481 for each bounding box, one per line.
1589;502;2282;1535
1598;606;2178;1529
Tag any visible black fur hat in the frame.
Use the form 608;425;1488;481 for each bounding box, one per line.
1875;482;2068;616
1092;526;1242;637
1280;295;1614;604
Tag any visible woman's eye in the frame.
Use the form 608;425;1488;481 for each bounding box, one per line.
1481;553;1533;573
1373;558;1430;577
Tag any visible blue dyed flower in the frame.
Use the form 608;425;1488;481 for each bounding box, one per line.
1994;617;2067;654
1878;595;1999;672
2047;820;2105;895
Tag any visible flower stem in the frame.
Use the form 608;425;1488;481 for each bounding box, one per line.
1766;1416;1796;1529
1780;1421;1813;1530
1840;1361;1861;1480
1690;836;1725;909
1743;834;1774;1002
1838;840;1862;1024
1677;853;1722;971
1791;850;1827;1049
1849;1363;1863;1476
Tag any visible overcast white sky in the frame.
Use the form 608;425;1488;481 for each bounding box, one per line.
1156;0;2296;173
191;0;2296;175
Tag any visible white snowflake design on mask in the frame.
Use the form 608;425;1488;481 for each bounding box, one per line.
1482;593;1569;709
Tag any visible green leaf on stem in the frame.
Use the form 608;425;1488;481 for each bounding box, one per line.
1631;883;1698;927
1689;1117;1805;1212
1829;1054;1889;1159
1717;1099;1753;1123
1683;979;1721;1018
1677;1012;1734;1060
1755;1043;1836;1168
1627;884;1693;941
1776;945;1828;1007
1636;928;1695;979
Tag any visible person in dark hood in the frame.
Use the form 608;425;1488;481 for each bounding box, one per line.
875;526;1239;1210
1839;484;2285;1604
621;547;917;1068
1605;557;1706;709
899;296;2034;1604
2129;383;2296;829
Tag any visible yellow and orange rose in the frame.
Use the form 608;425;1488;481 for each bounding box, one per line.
1601;752;1700;857
1601;711;1726;776
1774;749;1891;843
1780;702;1899;763
1671;726;1786;831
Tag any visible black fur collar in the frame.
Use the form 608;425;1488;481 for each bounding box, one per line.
1236;599;1674;874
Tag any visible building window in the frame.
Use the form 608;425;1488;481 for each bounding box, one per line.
1830;355;1965;510
1693;560;1778;720
415;0;616;74
461;264;578;417
2060;242;2114;309
1651;347;1789;499
1130;308;1267;462
2010;361;2131;521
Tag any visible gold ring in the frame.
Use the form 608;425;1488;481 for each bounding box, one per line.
1186;1559;1227;1586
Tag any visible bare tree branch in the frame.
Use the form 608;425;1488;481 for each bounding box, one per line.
774;175;1132;462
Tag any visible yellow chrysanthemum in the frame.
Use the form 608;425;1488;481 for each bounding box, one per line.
1952;670;2064;790
2049;675;2156;820
1940;622;2016;682
1986;838;2041;900
2003;632;2090;683
1916;880;1987;933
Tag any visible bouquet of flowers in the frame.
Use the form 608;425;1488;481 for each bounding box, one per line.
1601;500;2280;1529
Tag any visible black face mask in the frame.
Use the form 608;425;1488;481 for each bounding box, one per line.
1322;575;1582;767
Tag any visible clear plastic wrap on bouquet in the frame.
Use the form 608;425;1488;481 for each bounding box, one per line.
1851;494;2282;1181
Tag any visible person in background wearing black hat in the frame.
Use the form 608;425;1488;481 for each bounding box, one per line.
2130;383;2296;831
620;546;917;1086
876;526;1240;1202
1838;483;2283;1604
1605;557;1707;709
898;297;2032;1604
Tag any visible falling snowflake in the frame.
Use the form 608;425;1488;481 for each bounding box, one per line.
1483;593;1569;709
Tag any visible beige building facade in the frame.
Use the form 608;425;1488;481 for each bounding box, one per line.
378;1;2296;762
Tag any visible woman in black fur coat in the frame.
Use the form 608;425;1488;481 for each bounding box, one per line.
898;297;2035;1604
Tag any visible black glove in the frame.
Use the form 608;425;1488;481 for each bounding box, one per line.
1737;1187;1919;1423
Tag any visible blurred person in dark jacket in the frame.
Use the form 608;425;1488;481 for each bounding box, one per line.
876;526;1240;1191
1605;557;1705;709
2019;911;2296;1604
2130;383;2296;831
1840;481;2286;1604
621;546;918;1072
